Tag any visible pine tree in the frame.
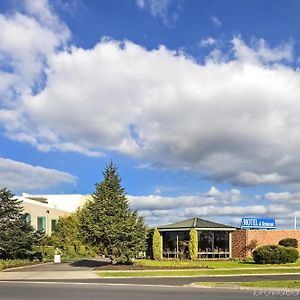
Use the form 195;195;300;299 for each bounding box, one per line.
0;187;36;259
80;162;147;263
152;227;162;260
188;228;198;260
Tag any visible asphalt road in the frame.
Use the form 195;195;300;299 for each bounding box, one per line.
0;281;297;300
5;274;300;286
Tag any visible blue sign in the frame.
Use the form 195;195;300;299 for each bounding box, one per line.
241;218;276;229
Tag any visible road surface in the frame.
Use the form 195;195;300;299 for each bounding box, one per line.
0;281;297;300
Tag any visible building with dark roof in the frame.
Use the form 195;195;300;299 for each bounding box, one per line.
155;217;236;259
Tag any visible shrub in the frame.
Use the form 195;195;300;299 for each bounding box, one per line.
152;228;162;260
253;245;299;264
66;246;76;257
188;229;198;260
77;245;86;256
279;238;298;248
42;246;55;261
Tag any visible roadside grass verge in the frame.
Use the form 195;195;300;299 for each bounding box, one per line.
134;259;300;269
97;268;300;278
195;280;300;289
0;259;38;271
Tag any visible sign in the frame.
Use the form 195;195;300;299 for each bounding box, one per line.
241;217;276;229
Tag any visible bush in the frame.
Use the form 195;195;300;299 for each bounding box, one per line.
66;246;76;257
42;246;55;261
77;245;86;256
279;238;298;248
253;245;299;264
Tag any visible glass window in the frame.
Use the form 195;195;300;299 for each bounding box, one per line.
214;231;229;252
37;216;46;232
162;231;189;253
198;231;214;252
51;219;57;232
24;213;31;224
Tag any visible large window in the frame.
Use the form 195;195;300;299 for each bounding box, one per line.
51;219;57;233
198;231;230;258
162;231;189;258
214;231;229;252
37;216;46;232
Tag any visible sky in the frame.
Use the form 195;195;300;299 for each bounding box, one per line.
1;0;300;228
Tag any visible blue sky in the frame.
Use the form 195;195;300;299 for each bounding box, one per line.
0;0;300;227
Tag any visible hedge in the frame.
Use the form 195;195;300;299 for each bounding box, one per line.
279;238;298;248
252;245;299;264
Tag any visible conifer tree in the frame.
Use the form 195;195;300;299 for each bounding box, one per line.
80;162;147;263
152;227;162;260
188;228;198;260
0;187;36;259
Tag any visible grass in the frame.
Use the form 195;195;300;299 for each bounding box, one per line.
134;259;300;269
195;280;300;289
0;259;38;271
97;267;300;278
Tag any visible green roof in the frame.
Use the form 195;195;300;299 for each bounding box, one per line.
156;217;236;230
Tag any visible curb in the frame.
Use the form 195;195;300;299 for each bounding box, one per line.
96;272;300;279
2;262;53;272
188;283;300;292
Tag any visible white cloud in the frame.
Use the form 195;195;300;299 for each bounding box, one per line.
0;157;76;191
211;16;221;27
129;187;240;211
2;3;300;187
199;36;216;47
135;0;181;27
1;36;300;186
0;0;69;102
265;191;300;205
232;37;293;64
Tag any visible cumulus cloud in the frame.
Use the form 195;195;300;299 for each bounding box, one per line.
0;157;76;191
129;186;240;211
0;0;69;105
2;2;300;187
265;191;300;205
129;187;295;227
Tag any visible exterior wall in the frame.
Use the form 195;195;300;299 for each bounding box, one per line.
232;230;247;258
22;199;69;235
232;230;300;258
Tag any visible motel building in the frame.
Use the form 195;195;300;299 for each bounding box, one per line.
19;193;300;258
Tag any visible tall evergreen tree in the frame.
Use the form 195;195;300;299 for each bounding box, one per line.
80;162;147;263
0;187;36;259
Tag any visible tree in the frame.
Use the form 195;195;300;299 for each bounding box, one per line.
79;162;147;263
152;227;162;260
51;211;83;249
188;228;198;260
0;187;36;259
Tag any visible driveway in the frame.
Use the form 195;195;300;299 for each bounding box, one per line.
4;258;111;272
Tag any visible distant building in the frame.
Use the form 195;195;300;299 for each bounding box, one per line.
18;193;90;235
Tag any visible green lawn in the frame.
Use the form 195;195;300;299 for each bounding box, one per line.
134;259;300;269
195;280;300;289
97;267;300;278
